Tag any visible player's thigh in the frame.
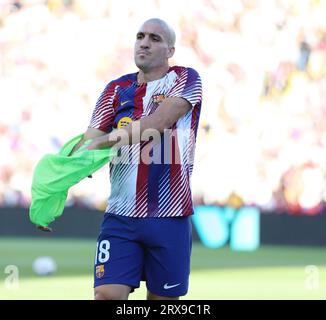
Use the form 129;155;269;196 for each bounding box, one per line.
144;216;192;298
95;284;132;300
94;217;144;294
147;291;179;300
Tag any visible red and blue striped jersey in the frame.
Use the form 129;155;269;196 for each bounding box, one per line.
89;66;202;217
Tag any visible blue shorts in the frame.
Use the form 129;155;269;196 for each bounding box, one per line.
94;213;192;297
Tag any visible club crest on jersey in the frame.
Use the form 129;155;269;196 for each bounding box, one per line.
96;265;105;278
153;94;165;105
117;116;132;129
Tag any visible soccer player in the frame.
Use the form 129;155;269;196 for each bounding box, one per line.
74;18;202;300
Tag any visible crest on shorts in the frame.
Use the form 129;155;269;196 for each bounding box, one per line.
153;94;165;105
96;264;105;278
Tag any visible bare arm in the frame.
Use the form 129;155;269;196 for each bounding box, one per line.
69;127;107;155
87;97;192;150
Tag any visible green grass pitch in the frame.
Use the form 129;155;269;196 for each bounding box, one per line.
0;237;325;299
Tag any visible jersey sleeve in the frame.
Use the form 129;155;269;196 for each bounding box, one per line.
88;81;117;133
167;67;202;108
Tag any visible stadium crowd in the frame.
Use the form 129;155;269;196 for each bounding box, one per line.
0;0;325;214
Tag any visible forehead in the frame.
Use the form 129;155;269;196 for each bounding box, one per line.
137;22;167;39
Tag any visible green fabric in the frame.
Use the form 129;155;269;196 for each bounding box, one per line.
29;134;117;227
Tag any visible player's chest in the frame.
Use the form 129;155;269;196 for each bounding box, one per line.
113;82;168;129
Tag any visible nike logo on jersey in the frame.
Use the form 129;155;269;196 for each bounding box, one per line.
163;283;181;290
121;100;131;106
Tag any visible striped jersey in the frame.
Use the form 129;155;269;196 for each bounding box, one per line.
89;66;202;218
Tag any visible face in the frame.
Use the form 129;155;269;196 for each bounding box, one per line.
134;21;174;72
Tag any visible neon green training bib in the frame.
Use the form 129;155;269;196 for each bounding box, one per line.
29;134;117;228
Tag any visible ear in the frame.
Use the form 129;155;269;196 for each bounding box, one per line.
167;46;175;59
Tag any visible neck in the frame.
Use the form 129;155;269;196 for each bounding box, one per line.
137;65;169;83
